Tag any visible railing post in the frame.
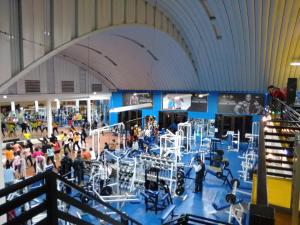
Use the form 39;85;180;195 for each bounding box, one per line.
292;132;300;225
249;119;275;225
256;119;268;205
46;172;58;224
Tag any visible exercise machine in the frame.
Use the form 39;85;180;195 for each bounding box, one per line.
90;122;126;156
223;130;240;152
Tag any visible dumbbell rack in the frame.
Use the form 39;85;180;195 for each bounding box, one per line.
138;154;178;194
119;158;137;194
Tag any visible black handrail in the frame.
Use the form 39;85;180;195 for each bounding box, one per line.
54;172;141;224
0;171;141;225
163;214;231;225
256;120;268;205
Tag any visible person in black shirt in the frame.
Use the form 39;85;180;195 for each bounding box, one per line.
21;122;29;133
60;152;73;177
81;128;87;145
59;152;73;194
73;151;85;186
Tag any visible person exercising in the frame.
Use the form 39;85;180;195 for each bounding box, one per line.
191;158;205;193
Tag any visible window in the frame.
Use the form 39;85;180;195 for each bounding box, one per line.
62;81;74;93
91;83;102;92
25;80;40;93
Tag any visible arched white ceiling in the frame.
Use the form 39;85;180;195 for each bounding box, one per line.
1;0;300;93
60;26;198;91
146;0;300;92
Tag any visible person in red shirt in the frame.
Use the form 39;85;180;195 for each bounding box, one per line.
81;148;91;161
268;85;287;101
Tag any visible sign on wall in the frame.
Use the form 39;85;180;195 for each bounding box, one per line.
218;93;264;115
188;94;208;112
123;93;153;106
162;93;208;112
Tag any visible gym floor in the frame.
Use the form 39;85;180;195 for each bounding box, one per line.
119;142;252;225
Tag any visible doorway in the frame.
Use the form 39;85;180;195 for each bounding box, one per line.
159;111;188;133
118;110;142;130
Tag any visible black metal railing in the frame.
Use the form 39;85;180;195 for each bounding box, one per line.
270;98;300;124
256;119;268;205
163;214;231;225
0;170;141;225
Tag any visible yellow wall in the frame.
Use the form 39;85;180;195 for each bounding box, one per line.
252;174;292;209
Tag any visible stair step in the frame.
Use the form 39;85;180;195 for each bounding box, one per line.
267;172;292;179
265;159;293;164
265;152;294;158
265;145;294;150
266;165;293;172
264;139;294;144
264;132;294;137
266;125;300;130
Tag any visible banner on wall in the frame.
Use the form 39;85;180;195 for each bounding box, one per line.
218;93;264;115
123;93;153;106
188;94;208;112
162;93;208;112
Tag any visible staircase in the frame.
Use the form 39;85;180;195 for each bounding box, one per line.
0;171;141;225
264;98;300;179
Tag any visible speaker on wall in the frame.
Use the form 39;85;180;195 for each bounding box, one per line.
287;78;297;105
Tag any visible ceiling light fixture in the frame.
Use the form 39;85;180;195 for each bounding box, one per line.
93;92;97;95
3;95;7;99
290;62;300;66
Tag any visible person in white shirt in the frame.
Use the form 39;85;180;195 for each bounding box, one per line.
36;155;46;174
191;157;205;193
132;140;139;151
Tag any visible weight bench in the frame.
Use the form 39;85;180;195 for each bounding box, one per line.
204;166;223;179
141;191;171;214
161;204;176;224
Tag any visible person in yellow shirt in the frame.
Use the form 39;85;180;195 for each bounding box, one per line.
52;122;59;135
23;130;31;140
73;132;81;151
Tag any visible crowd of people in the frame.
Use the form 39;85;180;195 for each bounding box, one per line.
0;109;95;139
2;122;95;187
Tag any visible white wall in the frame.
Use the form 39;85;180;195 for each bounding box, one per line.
10;56;109;95
0;0;11;82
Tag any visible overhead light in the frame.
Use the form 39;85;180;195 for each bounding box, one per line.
54;98;59;101
20;107;24;110
290;62;300;66
3;95;7;99
133;93;137;96
93;92;97;95
198;94;203;98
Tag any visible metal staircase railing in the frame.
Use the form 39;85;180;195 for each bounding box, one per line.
0;170;141;225
163;213;231;225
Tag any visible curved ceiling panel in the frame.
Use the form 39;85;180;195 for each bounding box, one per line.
60;25;198;91
146;0;300;92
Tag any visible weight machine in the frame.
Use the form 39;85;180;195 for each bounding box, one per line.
89;150;140;211
226;179;246;225
238;133;258;182
223;130;240;152
177;122;193;152
90;122;126;157
160;129;181;161
138;154;177;195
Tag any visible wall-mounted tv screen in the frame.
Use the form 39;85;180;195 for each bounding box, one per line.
123;93;153;106
162;93;208;112
218;93;264;115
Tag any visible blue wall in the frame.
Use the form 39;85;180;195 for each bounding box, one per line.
109;92;123;124
109;91;263;125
